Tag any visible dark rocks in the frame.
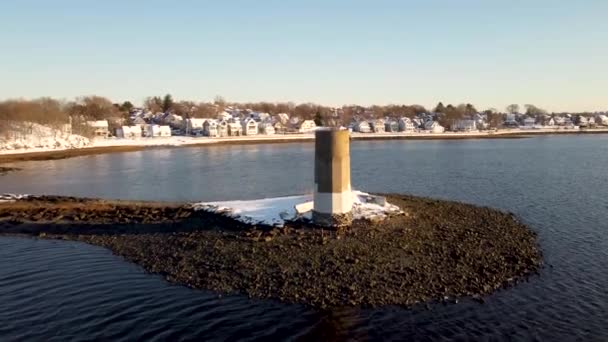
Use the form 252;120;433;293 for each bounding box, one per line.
0;194;543;309
0;167;20;175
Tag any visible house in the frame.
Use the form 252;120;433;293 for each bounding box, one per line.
384;120;399;132
86;120;109;138
257;112;271;122
452;119;477;132
143;124;170;137
545;117;556;127
217;120;229;137
505;113;518;125
588;116;596;127
184;118;206;133
203;120;219;137
424;121;445;133
227;121;242;136
370;119;385;133
116;125;142;139
273;121;287;134
164;114;183;128
277;113;290;124
554;116;566;125
158;125;171;137
241;118;258;135
218;111;232;121
353;121;371;133
298;120;317;133
474;113;489;130
523;117;536;127
398;117;416;132
259;122;275;135
596;115;608;126
576;116;589;127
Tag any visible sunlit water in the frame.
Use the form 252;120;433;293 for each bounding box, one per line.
1;135;608;341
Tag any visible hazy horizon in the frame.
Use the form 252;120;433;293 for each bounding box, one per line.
1;0;606;112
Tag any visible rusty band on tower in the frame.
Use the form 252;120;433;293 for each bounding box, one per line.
312;128;353;227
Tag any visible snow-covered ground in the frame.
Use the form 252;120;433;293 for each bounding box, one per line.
2;125;608;156
192;190;403;227
0;122;90;152
0;193;29;203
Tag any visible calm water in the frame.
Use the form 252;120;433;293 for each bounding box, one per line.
2;135;608;341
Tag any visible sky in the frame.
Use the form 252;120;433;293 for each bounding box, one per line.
0;0;606;112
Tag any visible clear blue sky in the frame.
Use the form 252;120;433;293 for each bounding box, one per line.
1;0;606;112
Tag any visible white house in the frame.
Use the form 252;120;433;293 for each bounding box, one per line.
353;121;371;133
204;120;219;137
554;116;566;125
523;117;536;127
242;118;258;135
298;120;317;133
596;115;608;126
164;114;183;128
452;119;477;132
218;111;232;121
424;121;445;133
505;113;518;125
143;124;170;137
273;121;287;134
259;122;276;135
184;118;206;133
116;125;142;139
158;125;171;137
86;120;110;138
398;117;416;132
228;122;242;136
217;120;229;137
277;113;290;124
545;117;556;127
577;116;589;127
370;119;385;133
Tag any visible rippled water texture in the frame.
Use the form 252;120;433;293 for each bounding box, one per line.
2;135;608;341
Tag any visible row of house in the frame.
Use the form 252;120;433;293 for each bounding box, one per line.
182;118;317;137
351;117;445;134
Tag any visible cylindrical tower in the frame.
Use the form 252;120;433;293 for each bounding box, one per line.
312;128;353;227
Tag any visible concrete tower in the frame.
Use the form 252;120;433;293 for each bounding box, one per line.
312;128;353;227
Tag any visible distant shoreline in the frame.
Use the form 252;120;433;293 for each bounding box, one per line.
1;128;607;165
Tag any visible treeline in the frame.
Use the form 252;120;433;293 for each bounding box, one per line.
1;94;592;136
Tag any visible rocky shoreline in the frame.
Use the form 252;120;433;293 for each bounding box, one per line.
0;194;542;308
0;167;20;175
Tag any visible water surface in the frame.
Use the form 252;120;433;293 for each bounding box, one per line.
2;135;608;341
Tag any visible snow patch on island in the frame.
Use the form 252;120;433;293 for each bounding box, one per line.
0;193;30;203
192;191;403;227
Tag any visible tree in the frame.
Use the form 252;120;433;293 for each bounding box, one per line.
144;96;163;113
434;102;446;113
314;111;323;126
506;104;519;114
119;101;134;113
162;94;174;113
69;96;118;120
524;104;547;117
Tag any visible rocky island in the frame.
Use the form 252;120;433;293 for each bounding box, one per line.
0;192;542;309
